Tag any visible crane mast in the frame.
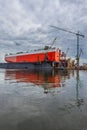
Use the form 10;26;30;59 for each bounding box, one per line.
50;25;84;67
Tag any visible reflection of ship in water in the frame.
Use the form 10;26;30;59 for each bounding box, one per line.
5;69;70;93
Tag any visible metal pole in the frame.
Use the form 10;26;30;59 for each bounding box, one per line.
77;32;79;68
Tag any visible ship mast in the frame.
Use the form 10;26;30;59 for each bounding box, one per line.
50;37;57;48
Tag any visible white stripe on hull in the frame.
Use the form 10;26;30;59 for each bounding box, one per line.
5;49;56;57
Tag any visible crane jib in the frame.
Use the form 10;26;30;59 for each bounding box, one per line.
50;25;84;38
50;25;85;67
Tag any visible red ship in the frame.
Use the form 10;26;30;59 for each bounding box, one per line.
5;46;66;64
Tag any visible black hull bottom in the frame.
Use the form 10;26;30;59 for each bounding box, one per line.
0;62;65;70
0;62;52;70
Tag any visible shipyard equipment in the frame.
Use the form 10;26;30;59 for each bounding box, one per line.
50;25;84;67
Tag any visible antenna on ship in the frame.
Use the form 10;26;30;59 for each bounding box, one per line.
50;37;57;48
44;37;57;50
14;41;21;46
66;48;69;56
50;25;85;68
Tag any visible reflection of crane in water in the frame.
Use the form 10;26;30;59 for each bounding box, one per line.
76;70;84;108
50;25;84;67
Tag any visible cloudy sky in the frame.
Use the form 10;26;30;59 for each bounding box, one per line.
0;0;87;63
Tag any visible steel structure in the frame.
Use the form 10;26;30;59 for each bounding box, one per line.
50;25;84;67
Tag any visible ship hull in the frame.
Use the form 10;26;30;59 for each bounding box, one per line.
4;48;67;69
0;62;52;69
0;62;65;70
5;49;61;63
